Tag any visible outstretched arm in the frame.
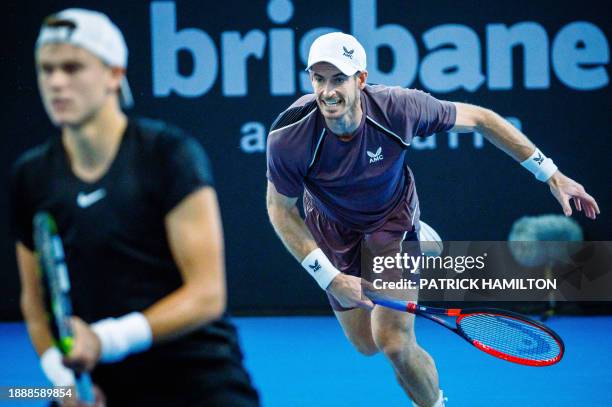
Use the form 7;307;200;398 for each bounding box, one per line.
451;102;600;219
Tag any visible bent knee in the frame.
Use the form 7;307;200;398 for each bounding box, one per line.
375;333;417;359
356;343;379;356
344;332;379;356
350;338;379;356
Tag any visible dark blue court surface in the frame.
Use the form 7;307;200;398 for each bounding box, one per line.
1;316;611;406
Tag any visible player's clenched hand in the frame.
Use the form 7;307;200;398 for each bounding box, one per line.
62;317;102;373
327;274;374;310
547;171;600;220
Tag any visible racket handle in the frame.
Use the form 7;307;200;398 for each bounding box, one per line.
75;372;95;404
363;289;418;313
372;298;416;313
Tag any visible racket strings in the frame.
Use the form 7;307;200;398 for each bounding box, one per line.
458;313;561;361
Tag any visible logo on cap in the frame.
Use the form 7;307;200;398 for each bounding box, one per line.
43;17;77;41
342;46;354;59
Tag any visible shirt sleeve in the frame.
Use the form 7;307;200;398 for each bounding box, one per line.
9;160;35;250
405;89;457;138
159;133;214;214
266;131;307;198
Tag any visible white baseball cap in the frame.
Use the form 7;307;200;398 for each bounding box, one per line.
35;8;133;108
306;32;367;76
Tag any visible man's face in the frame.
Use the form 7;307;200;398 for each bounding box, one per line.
36;43;120;127
310;62;366;122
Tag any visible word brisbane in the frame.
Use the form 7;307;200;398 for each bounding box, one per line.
373;278;557;290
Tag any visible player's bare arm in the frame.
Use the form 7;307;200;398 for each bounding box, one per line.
266;181;373;309
452;102;600;220
88;187;227;351
151;186;227;339
266;181;317;260
16;242;54;356
17;243;102;401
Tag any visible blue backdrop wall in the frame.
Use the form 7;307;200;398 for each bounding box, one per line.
3;0;610;318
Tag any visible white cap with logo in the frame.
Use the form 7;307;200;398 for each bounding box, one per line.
306;32;367;76
35;8;133;108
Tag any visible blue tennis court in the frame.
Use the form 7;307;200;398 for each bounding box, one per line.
1;315;611;406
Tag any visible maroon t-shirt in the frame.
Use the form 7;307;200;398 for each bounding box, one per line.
267;84;456;231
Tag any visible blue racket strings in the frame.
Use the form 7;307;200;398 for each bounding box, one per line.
458;313;562;362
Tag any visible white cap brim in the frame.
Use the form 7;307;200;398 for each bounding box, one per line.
306;57;360;76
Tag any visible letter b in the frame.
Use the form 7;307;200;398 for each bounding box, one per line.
151;2;218;97
350;0;418;86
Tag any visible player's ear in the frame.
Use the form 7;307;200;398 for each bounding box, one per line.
108;66;125;94
357;70;368;89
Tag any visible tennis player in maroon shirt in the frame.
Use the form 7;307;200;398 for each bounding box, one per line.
266;32;599;407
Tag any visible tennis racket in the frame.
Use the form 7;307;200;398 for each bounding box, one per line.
369;294;564;367
33;212;95;404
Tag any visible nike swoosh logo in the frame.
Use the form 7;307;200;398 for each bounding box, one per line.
77;189;107;208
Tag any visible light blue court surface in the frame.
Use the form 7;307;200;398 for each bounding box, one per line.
1;316;611;406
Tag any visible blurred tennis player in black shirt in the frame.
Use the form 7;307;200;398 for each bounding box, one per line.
10;8;259;406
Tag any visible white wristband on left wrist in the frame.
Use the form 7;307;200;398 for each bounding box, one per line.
520;148;558;182
91;312;152;363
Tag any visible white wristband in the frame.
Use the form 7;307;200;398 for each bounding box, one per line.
40;347;75;387
520;148;558;182
91;312;153;363
301;248;341;290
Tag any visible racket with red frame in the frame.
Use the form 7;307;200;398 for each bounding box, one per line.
371;296;564;367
